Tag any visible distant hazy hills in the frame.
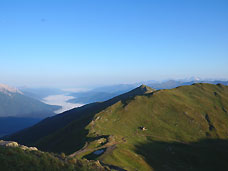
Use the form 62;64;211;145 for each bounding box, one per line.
0;84;60;118
6;83;228;170
0;83;61;137
19;87;65;100
68;84;136;104
147;79;228;89
68;79;228;104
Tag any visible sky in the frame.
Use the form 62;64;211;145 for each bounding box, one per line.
0;0;228;88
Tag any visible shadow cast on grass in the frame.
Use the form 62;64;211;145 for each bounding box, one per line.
135;139;228;171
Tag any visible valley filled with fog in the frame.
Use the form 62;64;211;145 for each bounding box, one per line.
42;94;84;114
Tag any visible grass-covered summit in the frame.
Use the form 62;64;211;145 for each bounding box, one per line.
6;83;228;170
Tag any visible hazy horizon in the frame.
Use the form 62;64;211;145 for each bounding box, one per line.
1;76;228;90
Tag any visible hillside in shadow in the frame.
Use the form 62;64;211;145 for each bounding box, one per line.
135;138;228;171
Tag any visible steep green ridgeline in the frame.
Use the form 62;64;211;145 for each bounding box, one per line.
0;146;108;171
84;83;228;170
6;85;154;146
6;83;228;170
32;83;228;171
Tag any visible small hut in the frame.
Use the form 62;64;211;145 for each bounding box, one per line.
139;126;147;131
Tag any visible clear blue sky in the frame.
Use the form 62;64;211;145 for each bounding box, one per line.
0;0;228;88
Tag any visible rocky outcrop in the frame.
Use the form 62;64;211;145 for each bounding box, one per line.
0;140;19;147
0;140;38;151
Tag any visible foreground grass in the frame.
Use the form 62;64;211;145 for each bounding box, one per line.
0;146;108;171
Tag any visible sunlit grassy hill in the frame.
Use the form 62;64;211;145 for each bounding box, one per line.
6;83;228;170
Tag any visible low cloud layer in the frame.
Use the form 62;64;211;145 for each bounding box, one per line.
42;94;83;114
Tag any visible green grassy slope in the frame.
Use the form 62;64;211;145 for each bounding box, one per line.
83;83;228;170
6;83;228;170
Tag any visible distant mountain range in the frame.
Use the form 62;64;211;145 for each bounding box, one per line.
68;84;137;104
5;83;228;170
19;87;65;100
0;83;61;137
148;79;228;89
0;84;60;118
68;79;228;104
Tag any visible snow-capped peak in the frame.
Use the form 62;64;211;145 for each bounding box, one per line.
0;83;23;95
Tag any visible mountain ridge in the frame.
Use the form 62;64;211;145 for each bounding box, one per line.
68;80;228;105
5;84;155;145
5;83;228;170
